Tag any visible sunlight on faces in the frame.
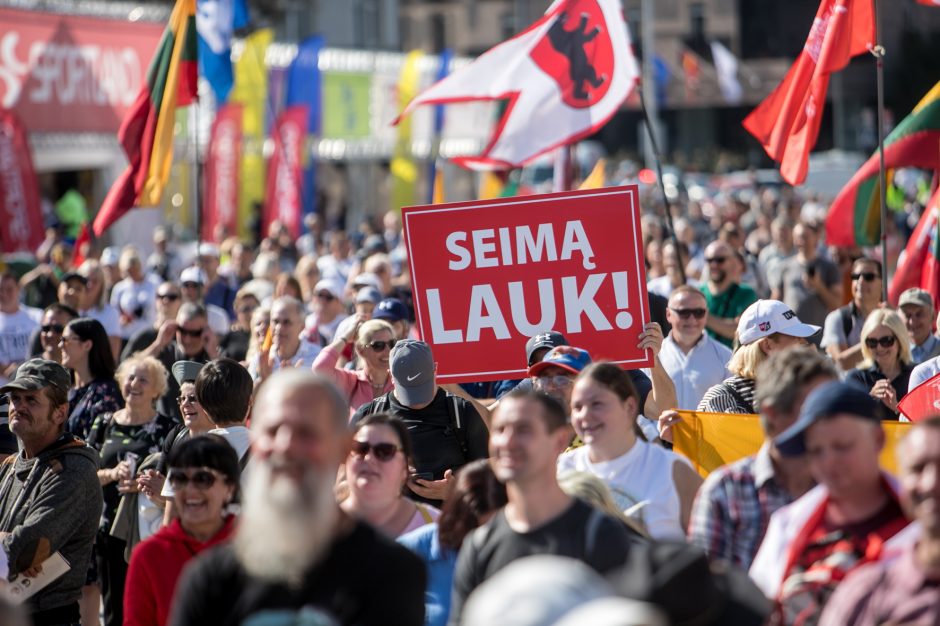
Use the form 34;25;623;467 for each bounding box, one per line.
570;377;637;447
666;291;708;342
178;382;212;432
58;327;89;370
866;324;899;364
532;365;576;410
8;388;65;444
359;329;394;371
345;424;407;503
900;305;933;346
489;396;567;485
899;426;940;535
171;467;234;533
804;415;884;501
121;364;160;407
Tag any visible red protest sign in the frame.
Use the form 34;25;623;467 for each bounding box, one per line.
898;370;940;422
402;185;651;383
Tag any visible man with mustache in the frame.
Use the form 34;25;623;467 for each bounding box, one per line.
169;369;425;626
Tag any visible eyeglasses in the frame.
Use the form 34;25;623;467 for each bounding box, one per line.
177;327;205;338
167;468;225;490
178;394;198;405
350;440;401;462
157;293;181;301
368;340;396;352
536;375;574;389
669;307;707;320
316;291;336;301
181;282;201;289
851;272;880;282
865;335;897;349
59;335;81;344
41;324;65;334
705;256;727;265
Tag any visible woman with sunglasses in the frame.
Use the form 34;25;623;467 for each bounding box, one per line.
61;318;124;439
124;435;239;626
845;309;914;421
314;318;396;415
341;413;440;537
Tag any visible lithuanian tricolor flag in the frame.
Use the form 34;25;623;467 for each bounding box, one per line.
93;0;197;237
825;80;940;247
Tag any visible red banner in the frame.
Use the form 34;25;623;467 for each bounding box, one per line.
899;371;940;422
402;186;652;383
0;8;163;133
0;110;44;253
203;103;243;242
263;106;308;239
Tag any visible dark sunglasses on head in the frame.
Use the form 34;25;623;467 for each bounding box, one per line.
157;293;181;301
705;256;727;264
350;440;401;462
177;327;205;338
851;272;880;282
167;468;224;490
865;335;897;349
368;340;396;352
41;324;65;334
669;307;707;320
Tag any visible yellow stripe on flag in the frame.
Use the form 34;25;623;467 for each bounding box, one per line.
479;172;504;199
391;50;423;211
578;158;606;190
432;165;445;204
672;410;912;477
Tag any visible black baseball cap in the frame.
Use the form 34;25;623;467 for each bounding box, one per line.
525;331;568;366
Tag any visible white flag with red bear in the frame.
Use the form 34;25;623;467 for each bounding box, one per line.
396;0;639;170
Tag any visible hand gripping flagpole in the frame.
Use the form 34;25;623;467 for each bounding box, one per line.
638;83;686;285
872;0;888;303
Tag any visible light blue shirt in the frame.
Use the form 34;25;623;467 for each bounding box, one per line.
911;334;940;365
398;523;457;626
659;333;733;410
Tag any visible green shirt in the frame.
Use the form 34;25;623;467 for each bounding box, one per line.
701;282;758;347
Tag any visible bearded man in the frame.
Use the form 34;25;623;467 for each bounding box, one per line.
169;369;425;625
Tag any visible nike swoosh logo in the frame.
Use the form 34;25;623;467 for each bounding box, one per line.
406;374;420;382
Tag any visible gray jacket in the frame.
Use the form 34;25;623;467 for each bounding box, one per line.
0;434;101;613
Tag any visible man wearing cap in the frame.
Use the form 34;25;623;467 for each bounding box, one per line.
750;381;915;624
304;278;348;345
821;257;883;372
352;340;488;503
898;287;940;365
0;360;102;626
373;298;411;340
179;266;230;338
250;297;322;383
688;347;835;570
0;271;42;384
700;240;759;348
55;272;87;313
196;243;235;318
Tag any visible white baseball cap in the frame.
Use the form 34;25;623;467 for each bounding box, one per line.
736;299;820;346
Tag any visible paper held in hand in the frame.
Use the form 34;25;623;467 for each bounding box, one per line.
1;551;70;604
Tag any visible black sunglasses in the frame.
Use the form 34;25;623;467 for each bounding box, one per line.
350;440;401;462
705;256;727;264
41;324;65;334
368;340;397;352
669;307;707;320
177;327;205;338
167;468;225;490
865;336;897;349
157;293;181;301
316;291;336;301
851;272;880;282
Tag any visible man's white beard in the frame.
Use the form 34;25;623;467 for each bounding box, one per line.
234;458;339;587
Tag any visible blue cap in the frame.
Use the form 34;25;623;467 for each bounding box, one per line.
775;381;879;457
374;298;409;322
528;347;592;376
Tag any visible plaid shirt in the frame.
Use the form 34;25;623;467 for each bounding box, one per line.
687;442;793;570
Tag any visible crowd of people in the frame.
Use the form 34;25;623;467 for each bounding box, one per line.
0;194;939;626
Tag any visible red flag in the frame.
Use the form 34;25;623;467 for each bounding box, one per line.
888;187;940;308
743;0;874;185
899;370;940;422
681;49;700;102
916;0;940;5
0;109;44;253
263;106;308;239
203;104;243;242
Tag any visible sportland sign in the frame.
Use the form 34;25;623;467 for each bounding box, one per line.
402;186;652;383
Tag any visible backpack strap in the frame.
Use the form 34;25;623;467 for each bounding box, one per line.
839;303;855;341
445;393;470;461
238;449;251;473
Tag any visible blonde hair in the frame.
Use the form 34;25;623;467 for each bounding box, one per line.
116;354;169;400
558;471;648;537
78;260;107;309
727;340;768;379
356;319;395;347
859;309;912;369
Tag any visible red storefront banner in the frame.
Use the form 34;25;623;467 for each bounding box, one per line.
0;8;163;133
263;105;308;239
203;103;243;242
402;185;652;383
0;110;44;253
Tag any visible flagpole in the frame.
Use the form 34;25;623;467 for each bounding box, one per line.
638;84;685;285
873;0;888;303
192;96;202;246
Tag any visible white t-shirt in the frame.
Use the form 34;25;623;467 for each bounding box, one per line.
110;278;157;339
0;307;42;383
161;425;252;499
557;441;692;540
83;304;121;337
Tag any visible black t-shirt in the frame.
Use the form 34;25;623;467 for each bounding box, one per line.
449;498;642;624
169;519;426;626
219;329;250;362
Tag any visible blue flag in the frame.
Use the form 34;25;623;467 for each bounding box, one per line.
196;0;250;104
285;36;324;227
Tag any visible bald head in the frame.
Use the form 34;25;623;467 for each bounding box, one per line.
254;369;348;431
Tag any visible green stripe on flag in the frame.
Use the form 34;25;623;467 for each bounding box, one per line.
146;31;177;119
182;15;198;62
886;99;940;145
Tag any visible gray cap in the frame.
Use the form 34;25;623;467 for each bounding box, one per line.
390;340;436;406
899;288;933;309
171;360;204;385
0;359;71;396
356;286;383;305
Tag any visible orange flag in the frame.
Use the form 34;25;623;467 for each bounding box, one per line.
743;0;873;185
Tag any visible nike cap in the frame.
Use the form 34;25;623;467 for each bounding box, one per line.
390;339;436;407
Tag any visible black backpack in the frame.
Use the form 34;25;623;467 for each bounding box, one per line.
362;391;470;460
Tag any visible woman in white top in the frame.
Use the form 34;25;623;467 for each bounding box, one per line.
79;260;122;358
558;362;702;539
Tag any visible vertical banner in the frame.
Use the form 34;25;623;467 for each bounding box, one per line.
263;106;308;239
231;27;273;239
390;50;423;212
426;49;452;204
0;110;44;253
203;103;243;242
285;36;324;227
401;185;652;383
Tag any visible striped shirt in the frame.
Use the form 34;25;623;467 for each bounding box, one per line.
696;376;756;414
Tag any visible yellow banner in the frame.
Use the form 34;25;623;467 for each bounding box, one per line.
578;158;606;190
231;28;273;239
390;50;423;212
672;411;911;477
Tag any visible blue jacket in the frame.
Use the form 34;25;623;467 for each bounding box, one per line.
398;523;457;626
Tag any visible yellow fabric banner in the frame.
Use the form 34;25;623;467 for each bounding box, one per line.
578;158;607;190
231;28;273;239
390;50;423;212
672;410;912;478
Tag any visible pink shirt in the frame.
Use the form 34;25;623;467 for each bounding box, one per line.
312;345;393;417
399;502;441;537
